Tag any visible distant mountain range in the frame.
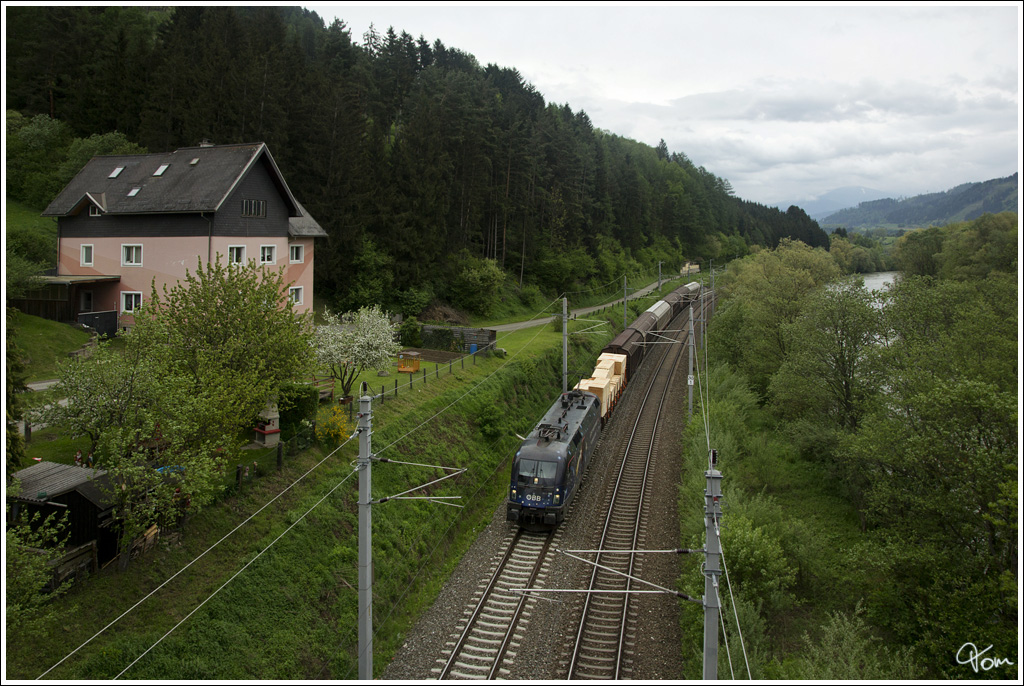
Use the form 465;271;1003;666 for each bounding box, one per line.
799;174;1018;229
776;186;890;221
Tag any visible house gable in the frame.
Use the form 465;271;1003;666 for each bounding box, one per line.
211;154;293;238
38;142;324;321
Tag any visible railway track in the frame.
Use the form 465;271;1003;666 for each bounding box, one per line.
566;304;691;680
436;527;559;679
431;294;711;681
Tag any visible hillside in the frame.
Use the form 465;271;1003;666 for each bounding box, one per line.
820;173;1018;229
5;6;828;319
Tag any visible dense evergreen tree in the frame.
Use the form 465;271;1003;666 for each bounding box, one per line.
5;5;830;315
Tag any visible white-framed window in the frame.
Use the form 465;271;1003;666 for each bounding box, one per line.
260;245;276;265
109;166;124;178
153;164;169;176
80;244;94;267
121;291;142;313
288;287;303;306
89;205;102;217
242;199;267;218
127;187;141;197
121;244;143;266
228;245;246;265
289;243;304;264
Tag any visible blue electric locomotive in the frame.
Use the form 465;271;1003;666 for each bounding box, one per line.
506;389;602;528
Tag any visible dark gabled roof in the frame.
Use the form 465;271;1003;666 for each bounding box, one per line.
12;461;112;510
42;143;325;237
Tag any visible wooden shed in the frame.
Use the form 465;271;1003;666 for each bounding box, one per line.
8;462;118;565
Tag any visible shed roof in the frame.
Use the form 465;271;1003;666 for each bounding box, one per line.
12;462;112;510
288;198;328;238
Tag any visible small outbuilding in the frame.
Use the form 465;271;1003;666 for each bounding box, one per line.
8;462;118;566
397;351;421;373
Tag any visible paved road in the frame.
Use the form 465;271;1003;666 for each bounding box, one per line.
491;277;684;333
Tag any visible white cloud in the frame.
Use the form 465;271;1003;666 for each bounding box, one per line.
314;2;1020;205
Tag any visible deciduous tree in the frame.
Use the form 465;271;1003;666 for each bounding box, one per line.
41;258;313;569
313;305;401;398
769;277;879;432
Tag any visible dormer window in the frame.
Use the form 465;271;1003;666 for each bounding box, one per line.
109;166;124;178
89;205;102;217
153;164;169;176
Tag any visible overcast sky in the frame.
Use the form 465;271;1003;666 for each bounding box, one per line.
312;2;1021;207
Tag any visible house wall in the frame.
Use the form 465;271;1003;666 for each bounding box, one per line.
59;235;314;321
58;211;211;239
284;237;315;310
56;159;316;321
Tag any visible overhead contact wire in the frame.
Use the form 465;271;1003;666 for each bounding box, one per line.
38;431;360;680
114;465;361;679
715;513;753;680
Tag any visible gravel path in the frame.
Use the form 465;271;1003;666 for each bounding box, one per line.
382;330;693;680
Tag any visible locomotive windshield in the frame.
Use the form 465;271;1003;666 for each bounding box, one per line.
517;459;558;487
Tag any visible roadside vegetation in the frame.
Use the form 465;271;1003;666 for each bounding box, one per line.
6;268;635;678
679;213;1017;680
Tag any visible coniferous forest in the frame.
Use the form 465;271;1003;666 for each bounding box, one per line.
5;5;828;315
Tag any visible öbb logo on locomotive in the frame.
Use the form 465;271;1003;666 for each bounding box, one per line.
506;281;703;529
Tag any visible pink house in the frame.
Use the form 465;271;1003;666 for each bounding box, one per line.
38;142;325;332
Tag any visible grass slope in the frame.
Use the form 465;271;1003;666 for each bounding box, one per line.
9;311;93;382
6;311;614;679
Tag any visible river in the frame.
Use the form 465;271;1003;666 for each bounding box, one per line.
860;271;899;293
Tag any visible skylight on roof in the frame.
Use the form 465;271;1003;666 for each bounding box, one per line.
153;164;169;176
128;187;141;197
109;166;124;178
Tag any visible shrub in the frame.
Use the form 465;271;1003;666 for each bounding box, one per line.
399;317;423;347
315;404;354;447
278;382;319;432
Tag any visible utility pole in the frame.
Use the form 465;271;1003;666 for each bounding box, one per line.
357;396;373;680
623;275;628;331
658;261;663;292
562;297;568;393
688;304;694;418
703;452;722;680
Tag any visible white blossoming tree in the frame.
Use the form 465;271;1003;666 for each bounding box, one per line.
314;305;402;399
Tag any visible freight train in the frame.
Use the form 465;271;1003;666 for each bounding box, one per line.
506;281;703;528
